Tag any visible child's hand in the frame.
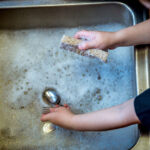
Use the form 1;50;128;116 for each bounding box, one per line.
40;104;75;130
74;30;118;50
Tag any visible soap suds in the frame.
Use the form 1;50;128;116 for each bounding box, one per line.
0;24;138;150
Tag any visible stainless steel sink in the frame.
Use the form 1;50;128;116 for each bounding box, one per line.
0;2;149;150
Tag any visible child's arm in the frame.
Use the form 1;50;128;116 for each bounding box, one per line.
40;99;140;131
116;19;150;46
74;19;150;50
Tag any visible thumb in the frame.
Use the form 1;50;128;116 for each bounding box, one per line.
78;41;95;50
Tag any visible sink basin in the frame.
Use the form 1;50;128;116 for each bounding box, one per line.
0;2;149;150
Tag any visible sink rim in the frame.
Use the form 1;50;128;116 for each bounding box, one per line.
0;1;149;150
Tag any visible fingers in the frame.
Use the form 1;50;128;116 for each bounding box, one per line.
64;104;70;110
74;30;91;40
64;104;68;107
54;104;68;109
41;107;59;122
79;41;95;50
49;107;56;112
74;30;97;50
49;105;61;112
40;104;71;123
40;113;53;122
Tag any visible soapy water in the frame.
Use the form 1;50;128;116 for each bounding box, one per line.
0;24;138;150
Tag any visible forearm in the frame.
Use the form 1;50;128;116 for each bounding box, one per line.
72;99;140;131
115;19;150;46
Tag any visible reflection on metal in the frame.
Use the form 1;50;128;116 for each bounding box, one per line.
0;1;149;149
43;123;55;134
132;46;150;150
135;46;150;94
42;88;61;105
0;2;135;29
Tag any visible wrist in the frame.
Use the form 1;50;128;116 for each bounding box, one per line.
111;31;122;48
114;29;129;47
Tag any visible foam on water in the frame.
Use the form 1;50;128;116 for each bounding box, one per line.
0;24;138;150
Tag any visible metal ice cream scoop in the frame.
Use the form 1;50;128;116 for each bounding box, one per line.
42;88;61;105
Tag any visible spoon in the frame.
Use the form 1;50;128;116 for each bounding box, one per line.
42;88;63;106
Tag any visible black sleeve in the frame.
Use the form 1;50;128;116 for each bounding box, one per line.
134;88;150;130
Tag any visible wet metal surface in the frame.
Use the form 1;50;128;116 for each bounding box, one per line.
0;1;148;150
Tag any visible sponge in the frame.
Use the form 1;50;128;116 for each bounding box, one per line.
60;35;108;62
